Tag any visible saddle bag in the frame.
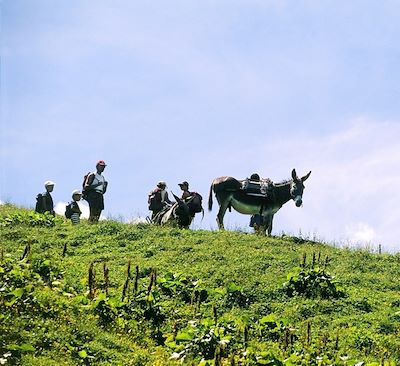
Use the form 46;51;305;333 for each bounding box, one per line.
242;178;273;196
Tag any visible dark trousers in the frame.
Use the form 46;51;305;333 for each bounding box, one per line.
86;191;104;223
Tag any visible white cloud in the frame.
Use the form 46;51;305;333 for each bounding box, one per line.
253;118;400;252
345;222;375;244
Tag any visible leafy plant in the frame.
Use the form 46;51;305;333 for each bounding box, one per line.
0;211;61;227
0;258;42;311
282;264;345;299
158;272;208;304
168;317;240;362
214;282;254;308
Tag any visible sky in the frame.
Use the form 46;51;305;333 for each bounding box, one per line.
1;1;400;252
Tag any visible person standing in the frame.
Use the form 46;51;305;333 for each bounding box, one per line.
248;173;263;231
65;190;83;225
35;180;55;216
83;160;108;223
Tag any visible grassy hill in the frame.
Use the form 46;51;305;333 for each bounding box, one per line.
1;204;400;366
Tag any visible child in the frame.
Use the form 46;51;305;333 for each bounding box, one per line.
66;190;82;224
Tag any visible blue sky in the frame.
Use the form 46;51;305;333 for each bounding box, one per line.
1;1;400;251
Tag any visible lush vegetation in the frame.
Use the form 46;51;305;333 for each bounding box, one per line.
1;204;400;365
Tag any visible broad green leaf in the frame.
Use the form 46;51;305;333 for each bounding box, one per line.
19;344;35;352
10;287;24;298
175;331;194;342
227;282;241;292
260;314;277;324
78;350;88;358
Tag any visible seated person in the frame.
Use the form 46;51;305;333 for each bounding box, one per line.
178;181;203;217
178;181;192;200
148;181;172;219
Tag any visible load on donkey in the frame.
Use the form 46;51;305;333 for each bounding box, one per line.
208;169;311;235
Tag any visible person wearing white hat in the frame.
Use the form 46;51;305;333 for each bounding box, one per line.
65;190;82;225
35;180;55;216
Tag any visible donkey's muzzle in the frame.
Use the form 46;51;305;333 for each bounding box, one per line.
294;197;303;207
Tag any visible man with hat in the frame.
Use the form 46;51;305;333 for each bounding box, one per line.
178;181;192;200
178;181;203;220
83;160;108;223
148;181;172;219
35;180;56;216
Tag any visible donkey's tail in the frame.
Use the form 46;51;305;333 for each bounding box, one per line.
208;183;214;211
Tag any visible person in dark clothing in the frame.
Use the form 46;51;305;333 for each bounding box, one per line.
178;181;203;219
35;180;55;216
248;173;262;230
178;181;192;200
148;181;172;219
84;160;108;223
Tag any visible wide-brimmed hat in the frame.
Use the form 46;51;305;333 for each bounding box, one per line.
44;180;55;187
178;181;189;188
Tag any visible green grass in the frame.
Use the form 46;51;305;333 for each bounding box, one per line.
1;203;400;365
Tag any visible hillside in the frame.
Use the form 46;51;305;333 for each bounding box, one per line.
1;204;399;365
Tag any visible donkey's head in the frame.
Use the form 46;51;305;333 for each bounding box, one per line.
172;192;191;228
290;169;311;207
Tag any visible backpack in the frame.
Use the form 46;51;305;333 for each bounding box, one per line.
65;202;73;219
82;172;94;200
35;193;44;213
148;189;162;211
188;192;203;213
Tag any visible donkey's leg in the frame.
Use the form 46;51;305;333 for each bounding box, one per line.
266;215;274;236
216;199;230;230
263;214;274;236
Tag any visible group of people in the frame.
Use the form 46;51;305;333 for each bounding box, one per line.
35;161;264;231
35;160;108;224
147;180;201;222
35;159;202;226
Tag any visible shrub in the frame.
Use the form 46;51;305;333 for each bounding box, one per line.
282;266;345;299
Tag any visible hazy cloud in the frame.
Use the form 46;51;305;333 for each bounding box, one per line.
256;118;400;252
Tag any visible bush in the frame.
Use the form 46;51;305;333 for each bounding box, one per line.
282;266;345;299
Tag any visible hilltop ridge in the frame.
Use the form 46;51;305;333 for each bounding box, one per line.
1;204;399;365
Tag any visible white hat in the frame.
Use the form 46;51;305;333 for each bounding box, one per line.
71;189;82;198
44;180;55;187
157;181;167;188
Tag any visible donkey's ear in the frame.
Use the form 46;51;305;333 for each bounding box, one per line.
301;171;312;182
291;169;297;180
172;192;182;203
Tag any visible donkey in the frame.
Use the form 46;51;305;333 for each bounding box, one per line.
153;193;196;229
208;169;311;235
